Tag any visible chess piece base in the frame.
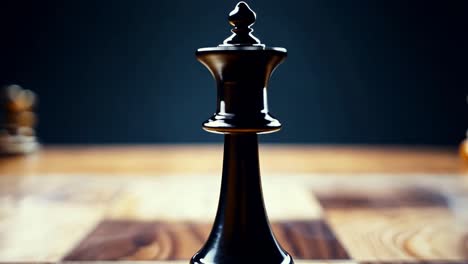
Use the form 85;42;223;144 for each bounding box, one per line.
0;134;39;155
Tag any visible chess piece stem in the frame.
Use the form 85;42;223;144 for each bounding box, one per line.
191;133;292;264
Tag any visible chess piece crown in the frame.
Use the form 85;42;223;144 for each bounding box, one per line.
196;2;287;134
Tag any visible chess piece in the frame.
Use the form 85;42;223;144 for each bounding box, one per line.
0;84;39;155
460;96;468;167
191;2;292;264
461;131;468;168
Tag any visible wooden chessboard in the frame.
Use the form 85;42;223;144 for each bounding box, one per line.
1;172;467;264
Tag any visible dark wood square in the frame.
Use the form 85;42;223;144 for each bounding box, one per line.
64;220;350;261
316;187;449;209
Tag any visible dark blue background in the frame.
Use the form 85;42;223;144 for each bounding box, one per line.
1;0;466;145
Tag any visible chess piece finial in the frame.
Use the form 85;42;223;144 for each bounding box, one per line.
222;2;262;46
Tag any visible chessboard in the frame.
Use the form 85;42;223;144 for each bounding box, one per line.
0;172;467;264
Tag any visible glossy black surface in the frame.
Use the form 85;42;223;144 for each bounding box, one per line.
190;134;292;264
196;48;286;134
191;2;293;264
191;2;291;263
222;2;261;46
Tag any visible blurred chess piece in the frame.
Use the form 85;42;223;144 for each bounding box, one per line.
460;130;468;165
460;95;468;167
0;84;39;155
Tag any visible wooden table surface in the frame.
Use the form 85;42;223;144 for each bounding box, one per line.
0;145;467;263
0;145;464;176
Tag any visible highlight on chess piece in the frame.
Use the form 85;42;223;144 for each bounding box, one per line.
191;2;291;264
0;84;39;155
